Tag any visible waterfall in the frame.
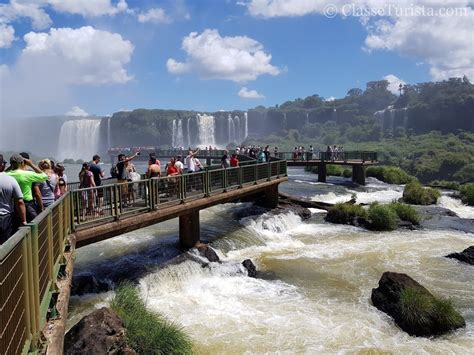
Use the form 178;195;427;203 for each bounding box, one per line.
374;110;385;131
234;115;241;142
197;114;215;147
389;108;395;131
107;117;111;149
172;119;185;148
244;112;248;139
57;119;101;161
187;118;191;147
228;114;236;143
403;108;408;128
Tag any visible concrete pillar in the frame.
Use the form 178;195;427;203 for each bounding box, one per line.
352;165;366;185
260;184;279;208
179;210;200;249
318;163;327;183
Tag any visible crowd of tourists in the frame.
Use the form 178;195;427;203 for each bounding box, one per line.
0;153;67;242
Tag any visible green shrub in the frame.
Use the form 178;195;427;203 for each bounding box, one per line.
403;181;441;205
459;183;474;206
305;164;345;177
366;166;415;185
368;203;399;231
400;288;465;331
429;180;460;190
388;202;420;225
326;203;367;224
111;283;193;355
342;169;352;178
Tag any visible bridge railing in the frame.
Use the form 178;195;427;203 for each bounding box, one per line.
71;160;287;228
0;193;71;355
278;151;378;162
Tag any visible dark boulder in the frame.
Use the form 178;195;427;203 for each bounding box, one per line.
446;246;474;265
196;243;221;263
242;259;257;278
64;307;136;355
71;274;111;296
371;272;465;337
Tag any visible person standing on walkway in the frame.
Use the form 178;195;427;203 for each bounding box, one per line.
221;150;230;168
90;155;104;212
7;154;48;222
0;155;26;243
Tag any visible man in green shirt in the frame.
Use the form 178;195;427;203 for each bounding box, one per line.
6;154;47;222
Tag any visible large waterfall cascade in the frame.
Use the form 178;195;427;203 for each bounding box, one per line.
172;112;248;148
375;105;409;132
57;119;101;161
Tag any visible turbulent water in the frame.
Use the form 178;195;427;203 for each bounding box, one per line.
69;168;474;353
58;119;101;161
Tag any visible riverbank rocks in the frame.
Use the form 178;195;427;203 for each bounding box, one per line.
64;307;136;355
371;272;465;337
242;259;257;277
71;274;111;296
446;246;474;265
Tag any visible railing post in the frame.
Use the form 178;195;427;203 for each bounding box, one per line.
21;231;33;345
47;211;54;282
204;170;210;197
267;162;271;181
223;169;227;192
238;166;243;188
180;175;186;202
113;185;120;220
28;223;40;343
254;164;257;184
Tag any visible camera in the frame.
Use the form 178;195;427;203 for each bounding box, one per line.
137;151;141;156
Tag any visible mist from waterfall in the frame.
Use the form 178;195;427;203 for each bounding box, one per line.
57;119;101;161
197;114;216;147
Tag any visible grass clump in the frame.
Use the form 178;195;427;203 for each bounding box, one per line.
400;288;465;332
429;180;460;190
111;283;193;355
388;202;420;225
403;181;441;205
366;166;415;185
367;203;399;231
305;164;347;177
326;203;367;224
459;183;474;206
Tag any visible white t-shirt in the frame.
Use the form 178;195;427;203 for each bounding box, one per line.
185;155;195;172
175;161;184;171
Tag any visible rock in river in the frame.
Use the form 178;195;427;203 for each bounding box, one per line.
446;246;474;265
371;272;465;337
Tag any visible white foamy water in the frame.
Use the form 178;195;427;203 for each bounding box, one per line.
197;113;215;147
58;119;101;161
136;211;473;354
439;195;474;219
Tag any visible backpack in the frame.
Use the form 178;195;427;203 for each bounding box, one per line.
110;164;119;178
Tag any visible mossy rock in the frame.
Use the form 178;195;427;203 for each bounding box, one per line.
371;272;465;337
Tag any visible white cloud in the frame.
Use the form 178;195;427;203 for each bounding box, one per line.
23;26;134;84
1;26;134;118
383;74;406;94
138;8;172;23
243;0;474;80
0;1;52;30
167;29;280;82
238;87;265;98
66;106;88;116
0;24;15;48
325;96;336;102
48;0;128;17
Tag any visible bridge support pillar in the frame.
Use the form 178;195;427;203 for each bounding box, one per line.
352;165;366;185
318;163;327;183
260;184;279;209
179;210;200;249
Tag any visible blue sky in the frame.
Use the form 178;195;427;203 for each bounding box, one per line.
0;1;472;117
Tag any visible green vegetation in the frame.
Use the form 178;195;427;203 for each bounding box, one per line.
366;166;415;185
305;164;351;177
111;283;193;355
400;288;465;331
459;183;474;206
429;180;461;190
367;204;399;231
388;202;420;225
403;181;441;205
325;203;367;224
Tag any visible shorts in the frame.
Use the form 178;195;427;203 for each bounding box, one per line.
0;213;13;244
